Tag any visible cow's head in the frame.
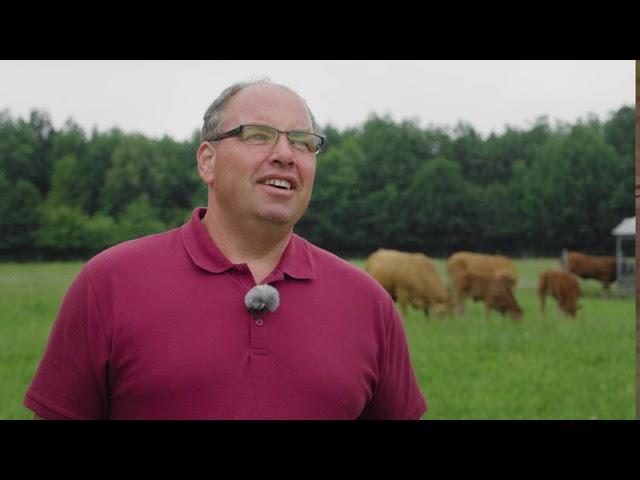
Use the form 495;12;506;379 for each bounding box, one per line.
432;301;451;318
488;278;523;320
563;301;581;317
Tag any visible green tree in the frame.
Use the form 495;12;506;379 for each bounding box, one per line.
477;119;551;185
50;119;87;164
297;136;369;254
114;194;168;243
319;124;343;154
357;115;432;193
603;105;634;161
152;136;204;226
1;105;634;260
0;110;38;188
447;121;485;184
0;172;42;252
511;125;631;254
35;202;119;256
48;154;89;209
25;110;56;196
35;203;93;254
81;128;124;215
403;157;475;255
471;182;521;254
100;135;162;217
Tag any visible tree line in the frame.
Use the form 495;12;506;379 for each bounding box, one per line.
0;106;634;260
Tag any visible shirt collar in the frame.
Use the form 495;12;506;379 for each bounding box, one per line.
181;207;317;280
278;232;317;280
180;207;234;273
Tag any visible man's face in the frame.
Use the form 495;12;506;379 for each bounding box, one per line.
199;84;317;229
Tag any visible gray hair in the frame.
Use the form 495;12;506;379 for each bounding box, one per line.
201;78;322;141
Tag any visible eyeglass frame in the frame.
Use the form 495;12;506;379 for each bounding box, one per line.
207;124;325;155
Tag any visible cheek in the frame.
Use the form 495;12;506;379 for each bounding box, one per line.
301;162;317;189
214;156;252;191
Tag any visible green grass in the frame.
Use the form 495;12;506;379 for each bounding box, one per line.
352;257;635;419
1;259;634;419
0;262;84;419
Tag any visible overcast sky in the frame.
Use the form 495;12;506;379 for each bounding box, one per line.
0;60;634;141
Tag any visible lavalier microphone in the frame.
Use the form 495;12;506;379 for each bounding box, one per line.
244;284;280;315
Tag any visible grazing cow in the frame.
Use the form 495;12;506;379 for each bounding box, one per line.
563;251;617;292
538;269;581;318
447;251;519;315
364;248;451;318
451;269;523;320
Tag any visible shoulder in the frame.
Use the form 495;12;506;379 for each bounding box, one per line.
84;227;181;278
296;235;390;300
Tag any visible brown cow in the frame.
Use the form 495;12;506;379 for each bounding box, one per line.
563;251;617;292
538;269;581;318
364;248;451;318
447;251;519;315
451;269;523;320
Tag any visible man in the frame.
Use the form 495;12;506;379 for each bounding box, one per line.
24;80;427;419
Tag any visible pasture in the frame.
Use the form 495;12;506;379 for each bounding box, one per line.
0;259;635;419
352;256;635;419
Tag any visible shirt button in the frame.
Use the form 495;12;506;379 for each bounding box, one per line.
236;266;245;273
255;318;264;326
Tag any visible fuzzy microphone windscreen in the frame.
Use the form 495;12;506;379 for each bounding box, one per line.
244;284;280;314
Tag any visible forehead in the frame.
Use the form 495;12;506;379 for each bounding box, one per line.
222;84;313;131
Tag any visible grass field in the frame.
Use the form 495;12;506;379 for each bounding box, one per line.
352;257;635;419
0;262;84;420
0;259;635;419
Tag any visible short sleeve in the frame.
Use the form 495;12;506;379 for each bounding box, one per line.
24;267;110;419
359;301;427;420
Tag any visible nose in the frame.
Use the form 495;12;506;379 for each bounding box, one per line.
267;133;296;167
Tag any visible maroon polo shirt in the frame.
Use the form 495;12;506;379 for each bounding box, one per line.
24;208;427;419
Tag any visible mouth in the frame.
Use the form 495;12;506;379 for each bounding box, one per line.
260;178;294;191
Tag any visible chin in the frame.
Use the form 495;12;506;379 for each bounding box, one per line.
258;211;296;225
263;215;292;225
256;208;302;227
252;194;311;226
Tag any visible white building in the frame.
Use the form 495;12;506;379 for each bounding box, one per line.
611;216;635;293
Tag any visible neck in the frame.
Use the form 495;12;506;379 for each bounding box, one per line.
201;205;293;284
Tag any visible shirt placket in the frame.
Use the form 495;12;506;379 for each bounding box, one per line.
228;265;275;356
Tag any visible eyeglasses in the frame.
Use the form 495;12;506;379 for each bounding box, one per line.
208;124;325;155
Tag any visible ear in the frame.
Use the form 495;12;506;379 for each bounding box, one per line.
197;142;216;185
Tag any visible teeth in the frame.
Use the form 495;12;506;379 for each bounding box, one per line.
263;178;291;190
